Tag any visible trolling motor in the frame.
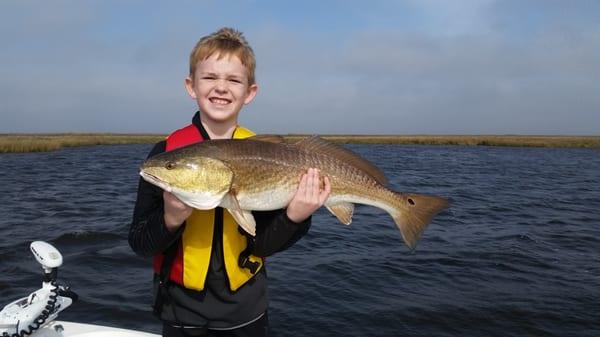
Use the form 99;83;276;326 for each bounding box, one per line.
0;242;78;337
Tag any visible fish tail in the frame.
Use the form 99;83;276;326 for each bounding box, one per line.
388;192;449;249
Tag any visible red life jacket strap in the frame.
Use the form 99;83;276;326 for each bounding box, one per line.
153;123;204;284
165;124;204;151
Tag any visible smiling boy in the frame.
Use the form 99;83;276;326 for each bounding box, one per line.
129;28;330;337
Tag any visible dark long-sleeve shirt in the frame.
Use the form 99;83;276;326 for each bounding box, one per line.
128;113;311;329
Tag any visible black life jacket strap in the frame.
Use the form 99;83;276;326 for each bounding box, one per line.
152;238;180;317
237;226;261;274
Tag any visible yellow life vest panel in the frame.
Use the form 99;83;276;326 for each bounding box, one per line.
156;124;263;292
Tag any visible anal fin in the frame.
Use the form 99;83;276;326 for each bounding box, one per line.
326;202;355;225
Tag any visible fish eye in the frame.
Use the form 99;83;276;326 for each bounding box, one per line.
165;162;176;170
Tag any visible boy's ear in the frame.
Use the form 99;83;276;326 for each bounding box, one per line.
184;76;196;99
244;84;258;105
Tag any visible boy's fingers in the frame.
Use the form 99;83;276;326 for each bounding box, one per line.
320;176;331;204
298;169;308;201
297;168;331;205
322;176;331;192
299;172;307;185
307;168;316;200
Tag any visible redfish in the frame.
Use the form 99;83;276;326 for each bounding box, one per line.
140;136;448;249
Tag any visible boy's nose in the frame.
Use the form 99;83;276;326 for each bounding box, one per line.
214;79;228;92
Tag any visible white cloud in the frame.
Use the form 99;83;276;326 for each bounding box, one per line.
0;1;598;135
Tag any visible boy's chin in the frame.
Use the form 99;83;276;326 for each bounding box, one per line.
201;109;239;123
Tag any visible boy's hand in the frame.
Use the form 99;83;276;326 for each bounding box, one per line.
163;191;193;232
286;168;331;223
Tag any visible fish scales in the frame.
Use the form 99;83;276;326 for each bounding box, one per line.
224;142;383;208
201;139;377;190
140;136;448;249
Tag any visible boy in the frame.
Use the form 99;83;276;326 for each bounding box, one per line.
129;27;330;337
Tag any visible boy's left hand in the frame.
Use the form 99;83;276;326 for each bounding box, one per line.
286;168;331;223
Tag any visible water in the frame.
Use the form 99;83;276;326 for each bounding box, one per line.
1;144;599;336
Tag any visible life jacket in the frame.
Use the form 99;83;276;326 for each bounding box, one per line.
153;124;264;292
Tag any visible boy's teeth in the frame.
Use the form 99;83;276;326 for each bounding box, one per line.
210;98;230;105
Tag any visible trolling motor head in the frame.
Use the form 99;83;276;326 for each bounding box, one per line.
0;241;76;337
30;241;63;283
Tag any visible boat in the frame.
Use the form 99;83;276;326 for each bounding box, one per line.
0;241;159;337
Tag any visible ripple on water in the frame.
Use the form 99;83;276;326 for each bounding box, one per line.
1;144;600;337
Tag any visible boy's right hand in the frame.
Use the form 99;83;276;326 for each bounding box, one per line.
163;191;193;232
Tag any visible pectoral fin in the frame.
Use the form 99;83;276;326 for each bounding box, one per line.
326;202;355;225
227;208;257;236
222;193;257;236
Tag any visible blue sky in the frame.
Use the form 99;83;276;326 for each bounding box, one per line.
1;0;599;135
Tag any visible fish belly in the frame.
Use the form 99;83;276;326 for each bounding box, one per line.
235;188;295;211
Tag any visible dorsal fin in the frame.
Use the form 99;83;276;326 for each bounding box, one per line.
294;136;388;185
249;134;286;144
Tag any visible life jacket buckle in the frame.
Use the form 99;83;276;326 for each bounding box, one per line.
238;255;260;274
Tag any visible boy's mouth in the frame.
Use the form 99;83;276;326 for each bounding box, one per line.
209;97;232;105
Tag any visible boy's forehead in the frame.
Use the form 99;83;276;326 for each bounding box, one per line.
195;53;247;75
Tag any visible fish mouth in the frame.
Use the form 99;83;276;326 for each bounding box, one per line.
140;170;172;192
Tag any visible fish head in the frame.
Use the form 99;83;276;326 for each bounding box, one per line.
140;154;233;209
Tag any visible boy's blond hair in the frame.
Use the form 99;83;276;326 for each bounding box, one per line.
189;27;256;85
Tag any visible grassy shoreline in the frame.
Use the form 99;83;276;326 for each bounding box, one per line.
0;134;165;153
1;133;599;153
285;134;600;148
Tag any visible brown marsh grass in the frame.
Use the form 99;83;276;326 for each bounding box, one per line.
287;135;600;148
1;134;599;153
0;134;165;153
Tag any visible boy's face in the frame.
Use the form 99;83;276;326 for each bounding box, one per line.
185;53;257;125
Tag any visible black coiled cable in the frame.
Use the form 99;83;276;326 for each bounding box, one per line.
2;281;59;337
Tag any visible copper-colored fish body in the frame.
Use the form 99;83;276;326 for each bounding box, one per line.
140;136;448;248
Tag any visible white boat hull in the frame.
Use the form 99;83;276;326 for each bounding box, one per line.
29;321;160;337
0;242;161;337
